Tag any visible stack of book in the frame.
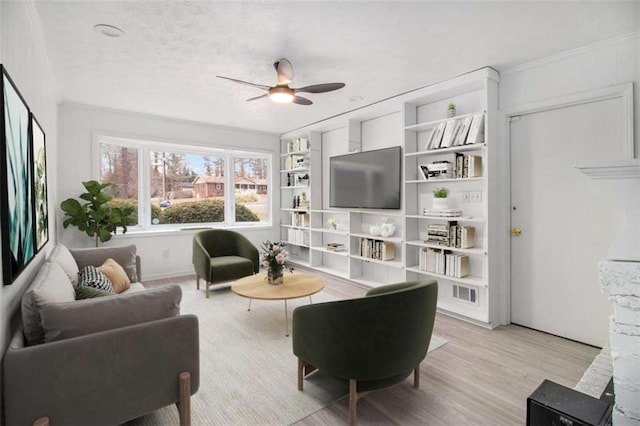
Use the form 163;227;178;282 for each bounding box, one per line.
418;248;469;278
426;223;451;246
284;154;308;170
422;208;462;218
426;223;475;249
289;212;309;227
287;228;308;246
286;137;309;153
326;242;346;252
360;238;395;261
419;162;453;180
419;155;482;181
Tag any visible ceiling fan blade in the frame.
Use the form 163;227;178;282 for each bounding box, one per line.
294;82;345;94
293;96;313;106
274;58;294;85
216;75;270;90
246;94;268;102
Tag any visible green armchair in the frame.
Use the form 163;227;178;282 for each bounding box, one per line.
292;279;438;425
192;229;259;298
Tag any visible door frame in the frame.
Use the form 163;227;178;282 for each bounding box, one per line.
501;82;634;323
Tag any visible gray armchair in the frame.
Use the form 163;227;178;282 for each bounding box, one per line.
293;279;438;425
192;229;259;298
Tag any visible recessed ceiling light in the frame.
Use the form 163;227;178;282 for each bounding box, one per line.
349;96;364;103
93;24;124;38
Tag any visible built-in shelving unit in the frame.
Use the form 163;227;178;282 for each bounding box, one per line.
279;67;507;327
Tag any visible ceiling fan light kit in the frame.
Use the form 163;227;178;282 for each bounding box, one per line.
269;86;295;103
217;58;345;106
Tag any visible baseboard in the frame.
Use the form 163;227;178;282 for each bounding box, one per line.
142;269;194;282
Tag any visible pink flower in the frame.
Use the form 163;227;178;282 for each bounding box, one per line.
273;244;280;251
262;260;270;268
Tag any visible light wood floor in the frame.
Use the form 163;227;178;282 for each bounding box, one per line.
290;268;601;426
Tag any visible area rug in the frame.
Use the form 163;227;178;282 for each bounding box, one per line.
126;275;448;425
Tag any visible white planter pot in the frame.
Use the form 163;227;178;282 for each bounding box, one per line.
433;197;449;210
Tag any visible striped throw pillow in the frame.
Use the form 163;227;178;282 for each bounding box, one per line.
77;265;114;293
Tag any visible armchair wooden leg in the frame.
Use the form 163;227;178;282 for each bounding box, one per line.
33;417;49;426
349;379;358;426
298;358;304;391
196;276;200;290
414;364;420;388
206;282;210;298
297;359;318;391
176;371;191;426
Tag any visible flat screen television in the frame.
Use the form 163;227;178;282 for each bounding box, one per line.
330;146;402;209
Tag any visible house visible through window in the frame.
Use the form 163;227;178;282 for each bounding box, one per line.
97;135;271;230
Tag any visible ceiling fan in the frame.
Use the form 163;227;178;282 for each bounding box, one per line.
217;58;345;106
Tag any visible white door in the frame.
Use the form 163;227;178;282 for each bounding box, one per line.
510;97;625;347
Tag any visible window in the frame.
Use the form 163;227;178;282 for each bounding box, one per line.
97;135;271;230
99;143;140;225
234;157;269;223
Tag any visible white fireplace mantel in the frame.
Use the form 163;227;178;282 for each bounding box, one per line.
575;159;640;262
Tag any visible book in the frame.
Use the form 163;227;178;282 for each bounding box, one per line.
467;155;483;177
460;226;475;249
439;119;459;149
326;242;346;252
454;116;473;146
466;114;485;144
427;122;447;149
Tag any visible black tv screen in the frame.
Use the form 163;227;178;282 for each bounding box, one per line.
330;146;402;209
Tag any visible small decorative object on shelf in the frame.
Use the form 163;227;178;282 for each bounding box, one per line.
447;102;456;118
379;216;396;238
260;241;293;285
432;187;450;210
327;218;338;230
369;224;381;236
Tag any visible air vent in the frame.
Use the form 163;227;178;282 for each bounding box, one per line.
452;284;478;305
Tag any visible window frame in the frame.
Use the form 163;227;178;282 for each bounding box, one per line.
92;132;274;232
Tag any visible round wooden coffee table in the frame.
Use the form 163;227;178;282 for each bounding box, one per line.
232;273;324;336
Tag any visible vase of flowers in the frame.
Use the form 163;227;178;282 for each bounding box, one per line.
260;241;292;285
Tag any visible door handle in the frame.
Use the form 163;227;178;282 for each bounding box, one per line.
511;227;522;237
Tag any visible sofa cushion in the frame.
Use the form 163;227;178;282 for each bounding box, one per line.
78;265;114;293
49;244;80;285
75;285;113;300
120;282;146;295
98;258;131;293
21;261;76;346
41;285;182;343
70;245;138;283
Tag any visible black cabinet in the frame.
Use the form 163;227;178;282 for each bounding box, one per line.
527;380;612;426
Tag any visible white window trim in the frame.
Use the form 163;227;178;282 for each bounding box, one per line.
92;131;274;232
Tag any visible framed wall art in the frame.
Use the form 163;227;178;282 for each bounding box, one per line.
31;114;49;252
1;65;35;284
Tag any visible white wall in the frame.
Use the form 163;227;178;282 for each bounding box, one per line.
0;0;60;404
500;33;640;157
57;103;280;280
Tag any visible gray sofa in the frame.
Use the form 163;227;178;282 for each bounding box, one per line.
2;244;200;426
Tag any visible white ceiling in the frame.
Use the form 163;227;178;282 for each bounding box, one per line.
35;1;638;135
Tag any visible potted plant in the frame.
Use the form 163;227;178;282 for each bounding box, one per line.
447;102;456;118
433;187;450;210
61;180;136;247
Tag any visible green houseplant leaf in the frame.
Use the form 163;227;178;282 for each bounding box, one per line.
61;180;136;247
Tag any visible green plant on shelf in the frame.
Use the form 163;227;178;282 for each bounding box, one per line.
433;187;449;198
447;103;456;110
